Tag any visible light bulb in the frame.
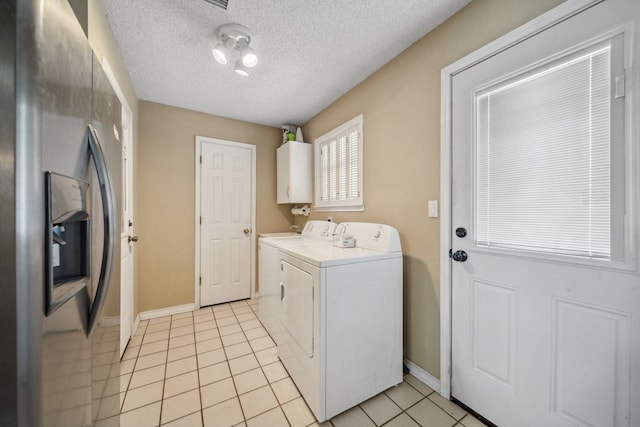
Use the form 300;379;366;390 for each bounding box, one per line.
241;48;258;68
236;38;258;68
234;60;250;77
212;38;236;65
212;43;228;65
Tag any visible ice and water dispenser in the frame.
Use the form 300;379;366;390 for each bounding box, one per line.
45;172;90;315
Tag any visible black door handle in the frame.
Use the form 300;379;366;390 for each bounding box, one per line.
452;250;468;262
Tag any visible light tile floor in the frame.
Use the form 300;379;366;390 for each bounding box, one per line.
112;299;486;427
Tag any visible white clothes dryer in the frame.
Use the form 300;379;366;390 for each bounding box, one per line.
277;222;403;422
257;221;337;343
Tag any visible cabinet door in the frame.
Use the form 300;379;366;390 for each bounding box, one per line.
277;142;312;204
276;143;290;203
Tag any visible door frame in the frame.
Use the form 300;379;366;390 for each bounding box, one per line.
194;136;257;309
438;0;602;399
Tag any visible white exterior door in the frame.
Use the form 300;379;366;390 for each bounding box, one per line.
199;140;253;306
450;1;640;426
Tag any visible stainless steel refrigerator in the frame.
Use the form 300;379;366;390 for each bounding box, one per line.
1;0;122;425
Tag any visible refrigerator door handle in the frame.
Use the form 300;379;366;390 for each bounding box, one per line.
87;124;117;337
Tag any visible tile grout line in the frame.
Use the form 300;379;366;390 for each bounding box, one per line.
358;402;380;426
191;307;206;427
205;303;269;423
207;304;241;424
120;320;147;414
247;302;296;427
142;307;212;426
361;381;407;426
225;300;292;426
379;373;450;427
156;314;173;426
248;304;322;427
165;306;213;425
422;390;465;424
226;303;250;425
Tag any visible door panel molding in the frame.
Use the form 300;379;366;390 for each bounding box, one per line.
194;136;256;309
440;0;606;399
550;297;631;427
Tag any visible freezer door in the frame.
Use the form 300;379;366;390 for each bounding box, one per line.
38;0;94;425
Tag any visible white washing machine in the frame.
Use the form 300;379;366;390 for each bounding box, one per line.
277;222;403;422
257;221;336;343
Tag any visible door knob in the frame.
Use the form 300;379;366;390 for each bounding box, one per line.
128;235;139;243
451;250;467;262
243;228;251;235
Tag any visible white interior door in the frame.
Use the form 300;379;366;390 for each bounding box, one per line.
199;140;253;306
102;57;135;358
119;107;134;357
450;1;640;426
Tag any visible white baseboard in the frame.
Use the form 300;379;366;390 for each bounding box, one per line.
404;358;442;394
139;303;195;321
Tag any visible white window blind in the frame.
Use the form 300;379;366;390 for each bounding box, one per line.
476;43;613;259
314;115;363;211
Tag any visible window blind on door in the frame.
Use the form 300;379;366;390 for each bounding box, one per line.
475;44;612;258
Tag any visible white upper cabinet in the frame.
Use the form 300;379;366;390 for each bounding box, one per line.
277;141;312;204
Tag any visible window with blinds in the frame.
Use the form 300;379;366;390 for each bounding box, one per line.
475;40;624;260
314;114;364;211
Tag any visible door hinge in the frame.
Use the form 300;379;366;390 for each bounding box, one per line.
199;277;202;286
200;216;202;225
615;74;626;99
200;155;202;164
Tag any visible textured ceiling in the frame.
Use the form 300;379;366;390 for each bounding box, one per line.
100;0;471;127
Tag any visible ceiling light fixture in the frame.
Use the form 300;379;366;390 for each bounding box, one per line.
212;23;258;76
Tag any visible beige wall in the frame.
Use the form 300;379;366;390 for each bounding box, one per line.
300;0;564;379
86;0;140;315
137;101;292;313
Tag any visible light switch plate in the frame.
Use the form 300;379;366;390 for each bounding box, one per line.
428;200;438;218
